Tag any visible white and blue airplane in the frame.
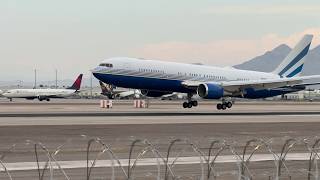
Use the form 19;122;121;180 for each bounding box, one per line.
92;35;320;110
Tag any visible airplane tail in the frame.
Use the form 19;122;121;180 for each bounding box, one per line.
99;81;115;99
272;34;313;78
67;74;83;90
99;81;113;93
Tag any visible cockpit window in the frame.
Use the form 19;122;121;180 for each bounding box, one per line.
99;63;113;68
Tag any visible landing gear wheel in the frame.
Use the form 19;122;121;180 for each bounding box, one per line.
226;102;232;108
46;99;50;102
221;103;227;110
217;103;222;110
187;102;193;108
183;102;188;108
191;101;198;107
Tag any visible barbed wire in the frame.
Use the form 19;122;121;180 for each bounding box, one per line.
0;136;320;180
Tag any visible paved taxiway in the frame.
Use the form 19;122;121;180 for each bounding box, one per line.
0;99;320;126
0;99;320;179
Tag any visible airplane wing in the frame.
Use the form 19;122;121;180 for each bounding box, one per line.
182;75;320;93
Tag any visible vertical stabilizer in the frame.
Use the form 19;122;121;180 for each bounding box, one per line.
99;81;115;99
272;35;313;77
67;74;83;90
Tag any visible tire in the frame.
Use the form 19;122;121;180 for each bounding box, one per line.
226;102;232;108
183;102;188;108
221;104;227;110
217;103;222;110
192;101;198;107
187;102;193;108
46;99;50;101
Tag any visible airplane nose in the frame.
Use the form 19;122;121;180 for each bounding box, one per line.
91;66;102;73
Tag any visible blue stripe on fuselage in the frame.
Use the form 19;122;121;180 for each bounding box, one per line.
242;87;304;99
93;73;193;93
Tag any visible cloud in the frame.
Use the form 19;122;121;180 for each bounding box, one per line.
267;28;320;47
134;28;320;66
203;5;320;15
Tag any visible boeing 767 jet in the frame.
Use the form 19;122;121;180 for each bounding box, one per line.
92;35;320;110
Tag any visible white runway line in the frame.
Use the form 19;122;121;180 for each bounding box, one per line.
0;153;313;171
280;115;320;117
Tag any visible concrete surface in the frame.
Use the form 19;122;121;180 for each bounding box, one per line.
0;99;319;179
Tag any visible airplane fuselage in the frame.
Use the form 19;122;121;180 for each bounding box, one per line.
93;57;304;99
3;89;76;100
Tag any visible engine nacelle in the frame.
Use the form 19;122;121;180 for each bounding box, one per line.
197;83;224;99
141;90;172;97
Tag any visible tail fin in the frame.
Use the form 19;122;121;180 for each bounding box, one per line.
99;81;113;94
272;35;313;77
67;74;83;90
99;81;115;99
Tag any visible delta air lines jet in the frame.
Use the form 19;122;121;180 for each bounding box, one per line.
3;74;83;101
92;35;320;110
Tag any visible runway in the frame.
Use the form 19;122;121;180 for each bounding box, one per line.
0;99;320;179
1;111;320;118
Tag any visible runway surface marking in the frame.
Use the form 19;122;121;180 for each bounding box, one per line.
280;115;320;117
2;114;320;126
1;111;320;118
0;153;313;171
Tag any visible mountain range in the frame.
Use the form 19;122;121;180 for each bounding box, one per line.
234;44;320;76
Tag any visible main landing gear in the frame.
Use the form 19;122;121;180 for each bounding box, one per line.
183;100;198;108
217;99;233;110
182;93;198;108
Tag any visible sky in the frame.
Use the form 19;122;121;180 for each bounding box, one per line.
1;0;320;82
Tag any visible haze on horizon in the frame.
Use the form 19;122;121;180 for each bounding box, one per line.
1;0;320;82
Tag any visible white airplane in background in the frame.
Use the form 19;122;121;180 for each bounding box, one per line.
92;35;320;110
161;92;187;100
3;74;83;101
99;81;140;99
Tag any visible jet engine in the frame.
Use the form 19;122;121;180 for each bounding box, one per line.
197;83;224;99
